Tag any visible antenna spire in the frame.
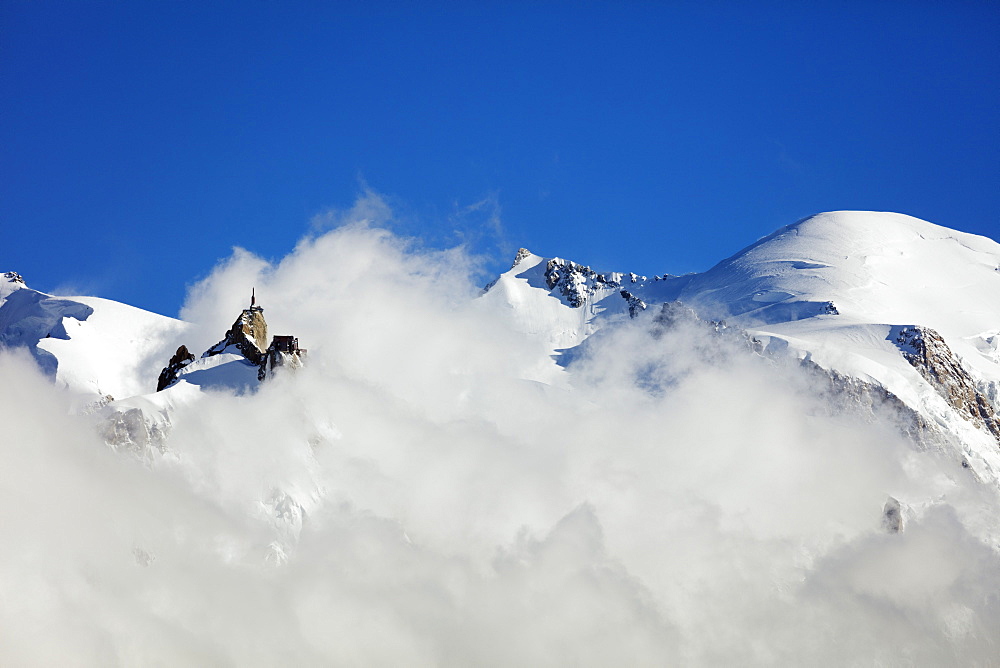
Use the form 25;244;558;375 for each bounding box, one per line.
251;287;256;307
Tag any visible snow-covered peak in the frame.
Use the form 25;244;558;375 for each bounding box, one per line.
480;248;631;350
510;247;535;269
0;273;190;401
679;211;1000;336
479;212;1000;482
1;271;27;302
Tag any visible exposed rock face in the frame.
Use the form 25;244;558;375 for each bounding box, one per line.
800;358;932;445
544;258;624;308
133;547;156;567
652;301;703;331
892;326;1000;444
511;247;533;269
495;248;663;314
81;394;116;414
154;297;306;391
652;301;763;353
156;344;195;391
620;289;647;318
650;302;941;450
3;271;24;284
882;496;904;533
100;407;168;456
206;306;269;365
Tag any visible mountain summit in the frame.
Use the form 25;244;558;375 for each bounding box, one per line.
481;211;1000;482
3;211;1000;663
156;291;307;392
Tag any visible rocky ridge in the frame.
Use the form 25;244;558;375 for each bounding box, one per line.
893;326;1000;444
156;296;305;392
543;257;628;308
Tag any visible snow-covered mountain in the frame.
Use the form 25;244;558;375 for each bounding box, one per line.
3;212;1000;664
0;273;306;455
0;271;190;403
482;211;1000;482
4;212;999;471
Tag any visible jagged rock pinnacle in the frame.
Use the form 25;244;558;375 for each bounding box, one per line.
156;345;196;391
154;293;306;391
511;248;532;269
206;306;269;365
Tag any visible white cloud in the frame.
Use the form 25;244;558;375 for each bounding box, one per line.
2;194;998;665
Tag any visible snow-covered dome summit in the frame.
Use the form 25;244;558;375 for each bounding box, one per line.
678;211;1000;334
482;211;1000;352
478;211;1000;481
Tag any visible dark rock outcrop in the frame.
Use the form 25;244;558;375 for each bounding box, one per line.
620;289;647;318
652;301;704;331
154;295;306;391
156;345;196;391
652;301;763;353
799;358;933;447
882;496;904;533
892;326;1000;444
544;258;623;308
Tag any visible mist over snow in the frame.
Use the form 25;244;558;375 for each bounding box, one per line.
2;197;999;665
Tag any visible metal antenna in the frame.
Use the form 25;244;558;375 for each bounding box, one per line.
251;287;256;307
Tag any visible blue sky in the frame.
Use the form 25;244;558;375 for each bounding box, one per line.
3;1;998;317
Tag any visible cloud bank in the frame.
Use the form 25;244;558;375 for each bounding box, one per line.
2;195;998;665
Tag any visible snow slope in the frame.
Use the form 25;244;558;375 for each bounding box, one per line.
169;347;261;394
484;212;999;356
478;251;615;350
482;211;1000;481
0;272;189;401
673;213;1000;446
673;211;999;339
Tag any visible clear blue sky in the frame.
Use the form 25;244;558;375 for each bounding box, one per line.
3;1;998;316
